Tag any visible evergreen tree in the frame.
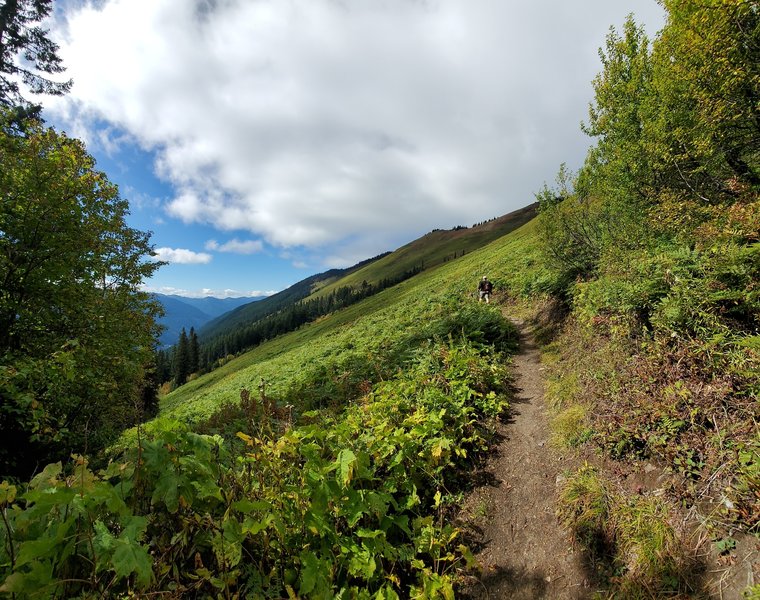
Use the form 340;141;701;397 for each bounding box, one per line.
173;328;190;386
155;349;171;384
189;327;199;375
0;0;72;114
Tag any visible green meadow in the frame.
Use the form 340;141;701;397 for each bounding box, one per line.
152;217;544;430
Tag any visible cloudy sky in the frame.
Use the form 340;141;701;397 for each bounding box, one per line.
44;0;665;298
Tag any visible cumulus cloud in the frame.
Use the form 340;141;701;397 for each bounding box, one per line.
152;247;213;264
205;238;264;254
51;0;664;262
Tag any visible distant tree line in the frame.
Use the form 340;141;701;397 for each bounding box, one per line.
442;249;467;263
155;327;200;386
428;217;498;236
156;264;424;387
471;216;498;227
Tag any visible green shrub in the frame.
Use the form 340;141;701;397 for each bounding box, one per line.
0;340;508;598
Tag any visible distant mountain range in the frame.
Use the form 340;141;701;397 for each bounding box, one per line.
152;294;261;347
197;252;391;342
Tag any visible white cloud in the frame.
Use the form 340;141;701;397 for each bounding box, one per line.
205;238;264;254
141;284;276;298
50;0;665;263
152;247;212;264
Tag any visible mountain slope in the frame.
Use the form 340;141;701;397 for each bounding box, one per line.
311;202;538;299
148;216;544;425
153;294;258;346
199;203;538;348
198;253;390;342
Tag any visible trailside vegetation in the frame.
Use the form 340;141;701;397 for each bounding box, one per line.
535;2;759;595
0;299;515;598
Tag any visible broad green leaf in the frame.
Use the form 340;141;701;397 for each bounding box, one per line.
0;481;16;506
212;518;244;568
93;520;116;556
111;538;153;587
336;448;357;487
299;552;320;595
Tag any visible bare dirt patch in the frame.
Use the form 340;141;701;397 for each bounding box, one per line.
458;317;591;599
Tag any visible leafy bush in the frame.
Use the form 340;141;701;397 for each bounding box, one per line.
0;340;509;598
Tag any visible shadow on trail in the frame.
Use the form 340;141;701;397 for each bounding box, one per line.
569;532;712;599
459;564;585;600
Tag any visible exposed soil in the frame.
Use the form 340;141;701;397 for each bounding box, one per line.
458;311;758;599
458;317;590;599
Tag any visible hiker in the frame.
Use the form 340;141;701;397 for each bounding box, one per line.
477;276;493;303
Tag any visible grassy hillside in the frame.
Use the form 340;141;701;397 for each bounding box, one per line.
198;253;389;341
151;218;541;427
2;215;531;599
187;203;537;379
198;203;536;351
311;202;538;300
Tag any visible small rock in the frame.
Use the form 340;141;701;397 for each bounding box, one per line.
644;463;657;474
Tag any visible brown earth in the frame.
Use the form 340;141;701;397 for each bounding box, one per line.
458;317;591;599
458;311;758;599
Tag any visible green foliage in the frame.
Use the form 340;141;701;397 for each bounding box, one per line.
581;16;654;208
536;2;759;543
0;339;510;598
727;438;760;532
551;404;592;448
538;193;612;283
0;116;163;478
537;17;655;286
557;464;611;554
651;0;760;193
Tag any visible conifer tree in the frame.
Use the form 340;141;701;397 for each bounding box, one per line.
189;327;199;375
173;328;190;386
0;0;72;114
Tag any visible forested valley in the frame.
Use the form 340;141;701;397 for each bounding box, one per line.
0;1;758;598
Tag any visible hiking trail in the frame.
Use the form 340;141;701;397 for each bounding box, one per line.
460;315;590;599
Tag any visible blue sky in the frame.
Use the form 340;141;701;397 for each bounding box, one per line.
42;0;665;298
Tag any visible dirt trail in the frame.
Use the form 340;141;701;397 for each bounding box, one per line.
460;317;590;599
